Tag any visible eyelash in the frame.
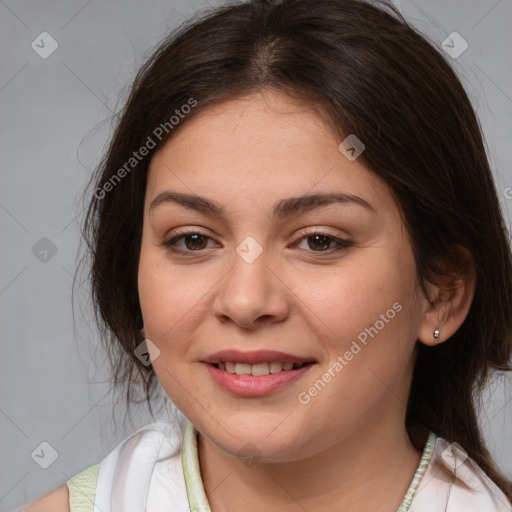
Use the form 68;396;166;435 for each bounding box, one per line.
160;228;351;255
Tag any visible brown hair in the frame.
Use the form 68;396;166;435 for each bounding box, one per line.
80;0;512;498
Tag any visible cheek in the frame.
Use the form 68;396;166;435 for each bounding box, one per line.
138;247;208;344
290;257;420;419
138;248;169;331
291;247;419;361
137;248;206;407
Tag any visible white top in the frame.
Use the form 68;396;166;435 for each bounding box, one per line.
61;420;511;512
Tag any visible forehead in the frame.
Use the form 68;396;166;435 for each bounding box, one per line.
145;90;396;219
151;90;334;170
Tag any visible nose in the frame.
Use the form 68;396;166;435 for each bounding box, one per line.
212;247;290;329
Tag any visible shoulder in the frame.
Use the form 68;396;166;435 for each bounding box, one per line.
20;421;188;512
411;435;512;512
21;484;69;512
20;462;99;512
93;420;190;510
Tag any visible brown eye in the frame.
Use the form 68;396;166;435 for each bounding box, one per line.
162;231;217;253
294;231;351;254
183;234;209;250
306;234;333;251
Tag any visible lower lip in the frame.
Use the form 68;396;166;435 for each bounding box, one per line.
204;363;315;397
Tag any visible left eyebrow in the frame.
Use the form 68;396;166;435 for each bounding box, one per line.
148;191;375;217
273;192;376;217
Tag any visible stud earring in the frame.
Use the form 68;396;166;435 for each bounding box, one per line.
433;328;440;342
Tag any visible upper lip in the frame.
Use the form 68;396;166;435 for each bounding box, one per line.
202;349;316;365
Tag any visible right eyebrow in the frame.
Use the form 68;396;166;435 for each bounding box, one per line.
149;191;224;216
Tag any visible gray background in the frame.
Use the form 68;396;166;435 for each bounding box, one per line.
1;1;511;510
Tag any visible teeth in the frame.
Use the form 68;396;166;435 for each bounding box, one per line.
250;362;270;376
235;363;252;375
216;361;307;376
269;361;283;373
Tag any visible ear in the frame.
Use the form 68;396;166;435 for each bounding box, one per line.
417;245;476;346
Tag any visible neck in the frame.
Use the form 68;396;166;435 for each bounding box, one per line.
197;417;423;512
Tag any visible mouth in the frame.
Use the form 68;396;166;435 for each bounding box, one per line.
208;361;315;376
204;359;316;397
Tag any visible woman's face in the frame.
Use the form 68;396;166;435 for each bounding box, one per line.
138;90;431;461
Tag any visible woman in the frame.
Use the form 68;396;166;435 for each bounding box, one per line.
20;0;512;510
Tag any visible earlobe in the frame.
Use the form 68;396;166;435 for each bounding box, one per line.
417;325;443;347
417;246;476;347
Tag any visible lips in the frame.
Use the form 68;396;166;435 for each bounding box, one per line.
201;349;316;366
204;359;315;397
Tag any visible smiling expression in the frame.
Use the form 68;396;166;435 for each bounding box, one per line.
137;89;430;462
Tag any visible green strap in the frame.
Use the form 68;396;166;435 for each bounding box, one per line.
182;422;212;512
397;431;437;511
66;463;100;512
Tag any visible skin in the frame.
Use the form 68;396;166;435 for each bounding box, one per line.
136;89;475;512
21;484;69;512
